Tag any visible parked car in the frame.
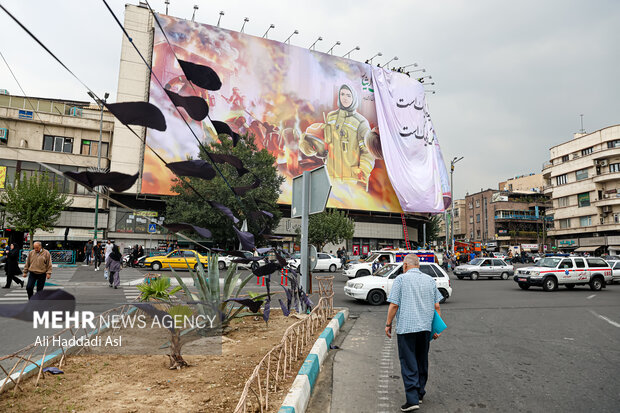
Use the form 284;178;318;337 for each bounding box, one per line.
493;253;507;260
289;252;342;272
453;258;514;280
344;262;452;305
514;256;611;291
604;259;620;284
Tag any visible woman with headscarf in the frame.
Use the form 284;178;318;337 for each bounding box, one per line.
3;243;24;289
106;244;122;289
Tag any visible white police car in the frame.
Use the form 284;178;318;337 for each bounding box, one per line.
514;256;612;291
344;262;452;306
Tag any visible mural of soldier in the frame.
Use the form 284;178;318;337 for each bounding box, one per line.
299;84;381;190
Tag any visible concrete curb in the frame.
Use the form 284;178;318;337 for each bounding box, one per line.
278;308;349;413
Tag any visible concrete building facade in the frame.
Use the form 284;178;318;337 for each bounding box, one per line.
499;173;544;193
437;199;467;247
543;124;620;255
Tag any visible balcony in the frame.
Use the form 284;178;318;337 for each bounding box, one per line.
495;212;551;221
593;197;620;207
542;161;553;170
592;170;620;183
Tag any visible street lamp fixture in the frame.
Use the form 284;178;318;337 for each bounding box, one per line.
240;17;249;32
164;0;170;15
309;36;323;50
401;62;418;69
284;30;299;44
262;24;275;38
327;41;341;54
367;52;382;64
191;5;199;22
216;11;224;26
381;56;398;68
343;46;360;58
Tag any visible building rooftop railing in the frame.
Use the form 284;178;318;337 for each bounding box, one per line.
0;94;106;122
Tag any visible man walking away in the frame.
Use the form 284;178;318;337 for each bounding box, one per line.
385;254;443;411
84;240;93;266
106;244;122;289
93;241;103;271
23;242;53;299
104;240;113;279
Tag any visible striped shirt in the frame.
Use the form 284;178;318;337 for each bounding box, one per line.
387;267;442;335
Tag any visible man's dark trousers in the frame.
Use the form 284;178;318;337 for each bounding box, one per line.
26;271;46;299
397;331;431;405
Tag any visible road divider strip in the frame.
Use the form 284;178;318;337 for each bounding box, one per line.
278;308;349;413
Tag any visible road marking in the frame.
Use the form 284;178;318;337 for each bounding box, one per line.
587;294;596;299
590;310;620;328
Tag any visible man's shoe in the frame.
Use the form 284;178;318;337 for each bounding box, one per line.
401;403;419;411
1;286;9;289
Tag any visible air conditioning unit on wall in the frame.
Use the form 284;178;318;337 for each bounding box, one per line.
600;160;608;166
603;206;612;213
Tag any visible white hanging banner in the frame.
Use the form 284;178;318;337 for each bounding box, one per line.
371;67;450;213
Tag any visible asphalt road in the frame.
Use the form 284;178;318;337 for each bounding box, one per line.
309;266;620;413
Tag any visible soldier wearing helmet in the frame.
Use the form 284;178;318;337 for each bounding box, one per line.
299;84;377;189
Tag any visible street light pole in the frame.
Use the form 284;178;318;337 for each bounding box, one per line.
450;156;463;256
88;91;108;242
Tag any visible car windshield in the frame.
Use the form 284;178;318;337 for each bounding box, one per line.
537;257;562;268
363;253;381;263
374;264;398;277
469;258;484;265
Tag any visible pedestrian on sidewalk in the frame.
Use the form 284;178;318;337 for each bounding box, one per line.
84;240;93;266
385;254;443;412
106;244;122;289
104;240;113;279
93;241;103;271
3;243;25;289
22;242;53;299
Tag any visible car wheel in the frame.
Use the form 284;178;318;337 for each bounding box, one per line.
589;276;603;291
470;272;479;281
151;261;161;271
456;275;464;280
367;289;386;306
518;282;530;290
543;276;558;292
565;284;576;290
218;261;226;270
329;264;337;272
500;272;509;280
438;288;449;303
356;270;370;278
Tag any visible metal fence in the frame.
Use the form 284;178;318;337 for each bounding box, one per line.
233;276;335;413
19;250;75;265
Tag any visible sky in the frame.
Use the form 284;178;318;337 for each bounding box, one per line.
0;0;618;200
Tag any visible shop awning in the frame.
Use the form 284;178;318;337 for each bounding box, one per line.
574;246;602;252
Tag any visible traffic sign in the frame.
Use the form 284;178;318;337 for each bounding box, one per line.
291;165;332;218
148;224;157;234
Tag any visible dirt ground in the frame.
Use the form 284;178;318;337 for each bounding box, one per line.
0;312;328;413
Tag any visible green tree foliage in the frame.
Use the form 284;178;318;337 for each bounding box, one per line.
165;135;284;249
296;209;355;252
426;215;441;243
1;173;72;248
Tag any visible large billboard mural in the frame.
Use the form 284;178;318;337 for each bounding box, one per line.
144;15;404;212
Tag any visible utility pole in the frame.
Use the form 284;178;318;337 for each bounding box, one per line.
88;91;109;243
450;157;463;255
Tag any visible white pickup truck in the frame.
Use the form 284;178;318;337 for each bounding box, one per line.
343;250;436;279
514;256;612;292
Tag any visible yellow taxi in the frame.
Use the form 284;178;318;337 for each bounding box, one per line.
144;249;208;271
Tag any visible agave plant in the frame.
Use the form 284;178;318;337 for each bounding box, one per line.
171;252;268;331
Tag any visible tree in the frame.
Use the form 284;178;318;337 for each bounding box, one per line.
165;135;284;248
426;215;441;244
295;209;355;252
1;173;72;248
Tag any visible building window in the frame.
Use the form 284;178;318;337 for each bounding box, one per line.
579;216;592;227
476;230;480;238
575;168;589;181
556;174;567;185
454;209;460;217
476;214;480;223
469;216;473;224
609;163;620;173
581;147;593;156
614;213;620;224
468;202;473;209
607;140;620;148
80;140;109;157
557;196;569;207
561;155;569;162
559;218;571;229
470;231;473;239
43;135;73;153
577;192;590;207
476;200;480;208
